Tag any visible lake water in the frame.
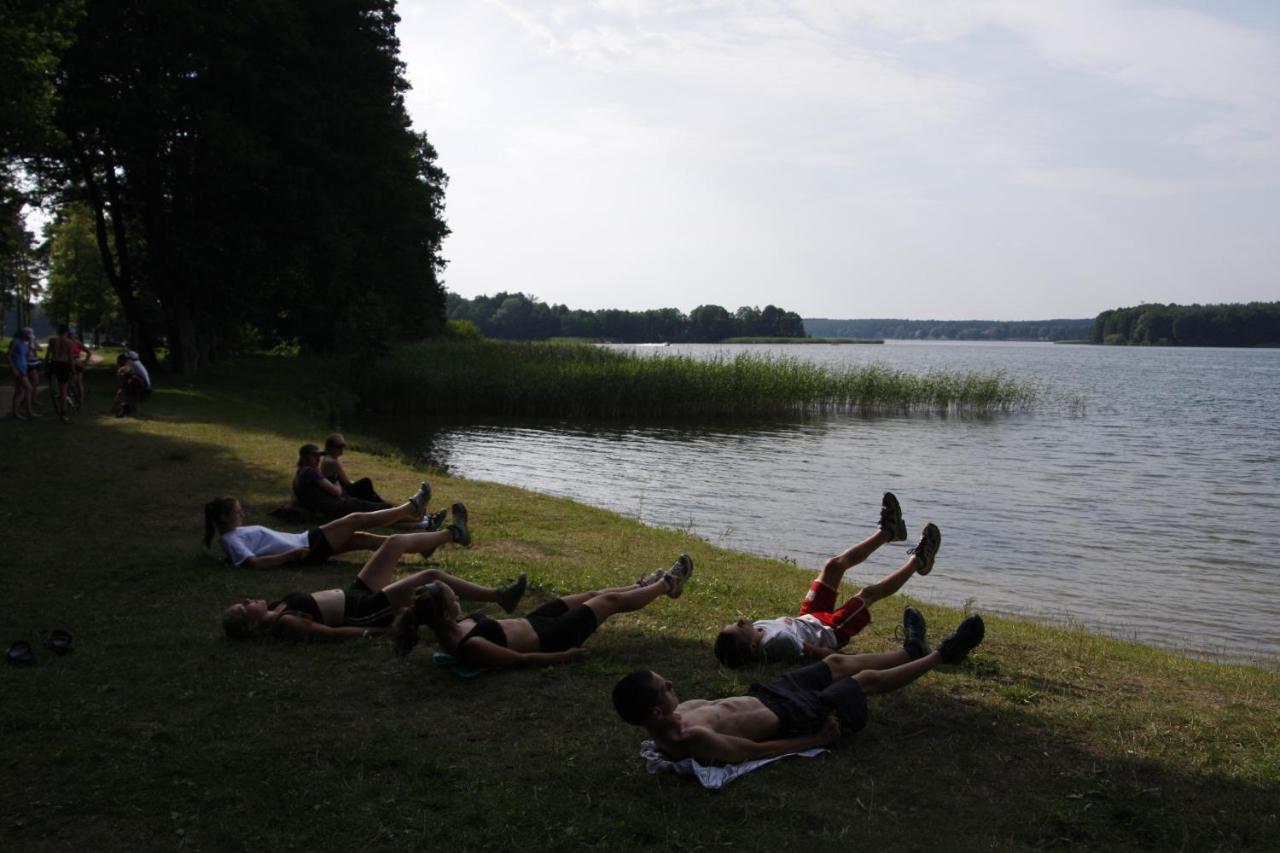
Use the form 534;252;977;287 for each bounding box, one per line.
361;341;1280;667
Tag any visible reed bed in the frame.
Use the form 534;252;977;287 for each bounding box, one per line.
363;340;1041;418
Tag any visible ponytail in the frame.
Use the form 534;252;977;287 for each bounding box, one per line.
204;497;238;547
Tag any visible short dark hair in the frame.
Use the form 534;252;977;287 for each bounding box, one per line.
612;670;662;725
57;324;69;335
714;630;754;668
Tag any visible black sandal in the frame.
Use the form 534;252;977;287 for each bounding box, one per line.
5;641;36;665
45;630;73;656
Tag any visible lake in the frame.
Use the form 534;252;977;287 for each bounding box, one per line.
360;341;1280;666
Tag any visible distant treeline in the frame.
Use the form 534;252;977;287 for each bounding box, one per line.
446;292;806;342
803;318;1092;341
1090;302;1280;347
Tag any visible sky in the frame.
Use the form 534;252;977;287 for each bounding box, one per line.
396;0;1280;320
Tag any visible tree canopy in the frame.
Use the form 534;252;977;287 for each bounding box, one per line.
445;292;808;343
2;0;449;371
1089;302;1280;347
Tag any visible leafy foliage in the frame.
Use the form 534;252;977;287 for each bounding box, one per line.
1089;302;1280;347
804;317;1093;341
446;291;807;342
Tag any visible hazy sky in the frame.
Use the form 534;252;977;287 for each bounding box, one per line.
398;1;1280;320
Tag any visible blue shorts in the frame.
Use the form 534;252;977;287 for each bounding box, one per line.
748;661;869;735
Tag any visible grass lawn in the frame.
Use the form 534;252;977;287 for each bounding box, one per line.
1;356;1277;852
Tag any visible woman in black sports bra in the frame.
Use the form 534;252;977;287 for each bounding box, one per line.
222;513;526;641
398;555;694;666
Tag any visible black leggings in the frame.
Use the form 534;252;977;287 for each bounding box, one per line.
526;599;599;652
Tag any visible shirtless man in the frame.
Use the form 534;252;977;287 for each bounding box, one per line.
613;612;985;763
48;325;76;420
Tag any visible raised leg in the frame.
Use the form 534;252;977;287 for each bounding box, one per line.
380;567;503;609
318;501;419;549
815;530;890;589
581;579;670;624
353;531;456;591
853;556;923;608
845;651;942;696
822;648;913;679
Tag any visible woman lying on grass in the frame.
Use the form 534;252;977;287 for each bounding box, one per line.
394;555;695;666
221;533;527;641
204;483;451;569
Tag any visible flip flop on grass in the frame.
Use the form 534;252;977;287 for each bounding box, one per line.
45;630;73;656
6;641;36;666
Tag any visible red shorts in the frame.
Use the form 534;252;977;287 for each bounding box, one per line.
798;580;870;645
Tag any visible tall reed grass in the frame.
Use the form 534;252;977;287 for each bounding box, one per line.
362;340;1041;418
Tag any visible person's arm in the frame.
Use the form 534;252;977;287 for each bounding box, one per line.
296;622;389;640
327;458;353;489
241;548;309;570
456;638;585;668
679;717;839;764
801;642;837;659
311;468;343;496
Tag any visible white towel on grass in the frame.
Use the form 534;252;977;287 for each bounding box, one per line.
639;740;828;790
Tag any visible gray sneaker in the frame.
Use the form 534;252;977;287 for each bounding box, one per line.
408;481;432;518
879;492;907;542
907;523;940;575
937;615;985;664
447;502;470;547
663;554;694;599
635;567;665;587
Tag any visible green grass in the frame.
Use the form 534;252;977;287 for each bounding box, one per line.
362;339;1040;418
2;356;1277;852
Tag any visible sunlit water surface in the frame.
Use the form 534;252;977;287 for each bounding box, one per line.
359;342;1280;666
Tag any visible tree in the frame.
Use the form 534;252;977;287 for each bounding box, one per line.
42;201;122;341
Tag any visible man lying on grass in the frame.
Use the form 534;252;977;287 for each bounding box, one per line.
715;492;940;667
614;610;984;763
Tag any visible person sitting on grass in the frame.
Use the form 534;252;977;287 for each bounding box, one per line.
112;351;151;416
222;541;527;641
204;482;453;569
613;609;985;763
293;442;391;519
714;493;940;667
320;433;387;504
394;555;696;666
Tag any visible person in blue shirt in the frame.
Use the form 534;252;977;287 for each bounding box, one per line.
8;328;35;420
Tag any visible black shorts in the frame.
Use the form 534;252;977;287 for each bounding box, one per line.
525;599;599;653
50;362;71;383
342;578;395;628
748;662;869;736
303;528;334;564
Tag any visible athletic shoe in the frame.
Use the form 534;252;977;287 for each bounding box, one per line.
408;481;432;518
447;502;470;546
664;554;694;599
635;567;665;587
879;492;907;542
497;573;528;614
902;606;929;660
907;523;941;576
937;615;985;665
423;508;448;531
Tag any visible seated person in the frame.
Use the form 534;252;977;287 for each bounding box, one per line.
614;610;985;763
222;543;525;641
113;351;151;416
397;555;695;665
205;483;452;569
293;442;391;519
320;432;386;503
715;493;939;666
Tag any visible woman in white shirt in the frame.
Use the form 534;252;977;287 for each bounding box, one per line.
204;482;449;569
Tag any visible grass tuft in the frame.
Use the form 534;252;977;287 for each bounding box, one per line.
362;340;1041;418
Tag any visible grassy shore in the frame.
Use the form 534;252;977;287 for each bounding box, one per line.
363;340;1040;418
2;356;1277;852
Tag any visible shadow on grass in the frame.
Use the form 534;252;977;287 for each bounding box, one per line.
1;370;1275;852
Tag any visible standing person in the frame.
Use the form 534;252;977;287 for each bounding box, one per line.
24;329;42;414
320;433;386;504
714;493;940;667
613;614;985;763
69;331;88;409
8;328;34;420
47;325;76;421
293;443;392;519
